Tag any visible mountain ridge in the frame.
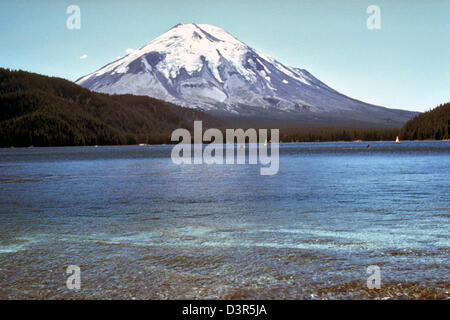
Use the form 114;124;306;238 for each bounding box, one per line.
76;23;418;127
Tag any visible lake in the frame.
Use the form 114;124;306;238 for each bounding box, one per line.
0;141;448;299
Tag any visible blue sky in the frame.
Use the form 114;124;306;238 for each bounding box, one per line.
0;0;448;112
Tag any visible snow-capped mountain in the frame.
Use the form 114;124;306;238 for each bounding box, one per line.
76;23;417;126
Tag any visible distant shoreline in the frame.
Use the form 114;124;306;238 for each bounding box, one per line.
3;139;448;149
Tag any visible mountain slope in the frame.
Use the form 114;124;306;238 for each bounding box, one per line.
400;102;450;140
0;68;217;147
76;23;417;127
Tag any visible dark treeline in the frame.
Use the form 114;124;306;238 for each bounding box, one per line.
0;68;217;147
399;102;449;140
278;126;400;142
201;126;399;143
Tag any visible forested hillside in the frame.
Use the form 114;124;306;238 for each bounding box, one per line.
1;68;447;147
0;68;218;147
400;103;449;140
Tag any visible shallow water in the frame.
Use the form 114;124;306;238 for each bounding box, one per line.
0;141;449;299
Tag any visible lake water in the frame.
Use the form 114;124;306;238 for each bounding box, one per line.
0;141;448;299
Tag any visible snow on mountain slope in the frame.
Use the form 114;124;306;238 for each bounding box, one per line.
76;23;417;126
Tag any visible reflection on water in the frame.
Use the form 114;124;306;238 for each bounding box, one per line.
0;141;449;299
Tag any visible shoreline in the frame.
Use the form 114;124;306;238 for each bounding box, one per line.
2;139;449;150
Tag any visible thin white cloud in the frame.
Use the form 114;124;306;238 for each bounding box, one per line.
80;54;88;60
